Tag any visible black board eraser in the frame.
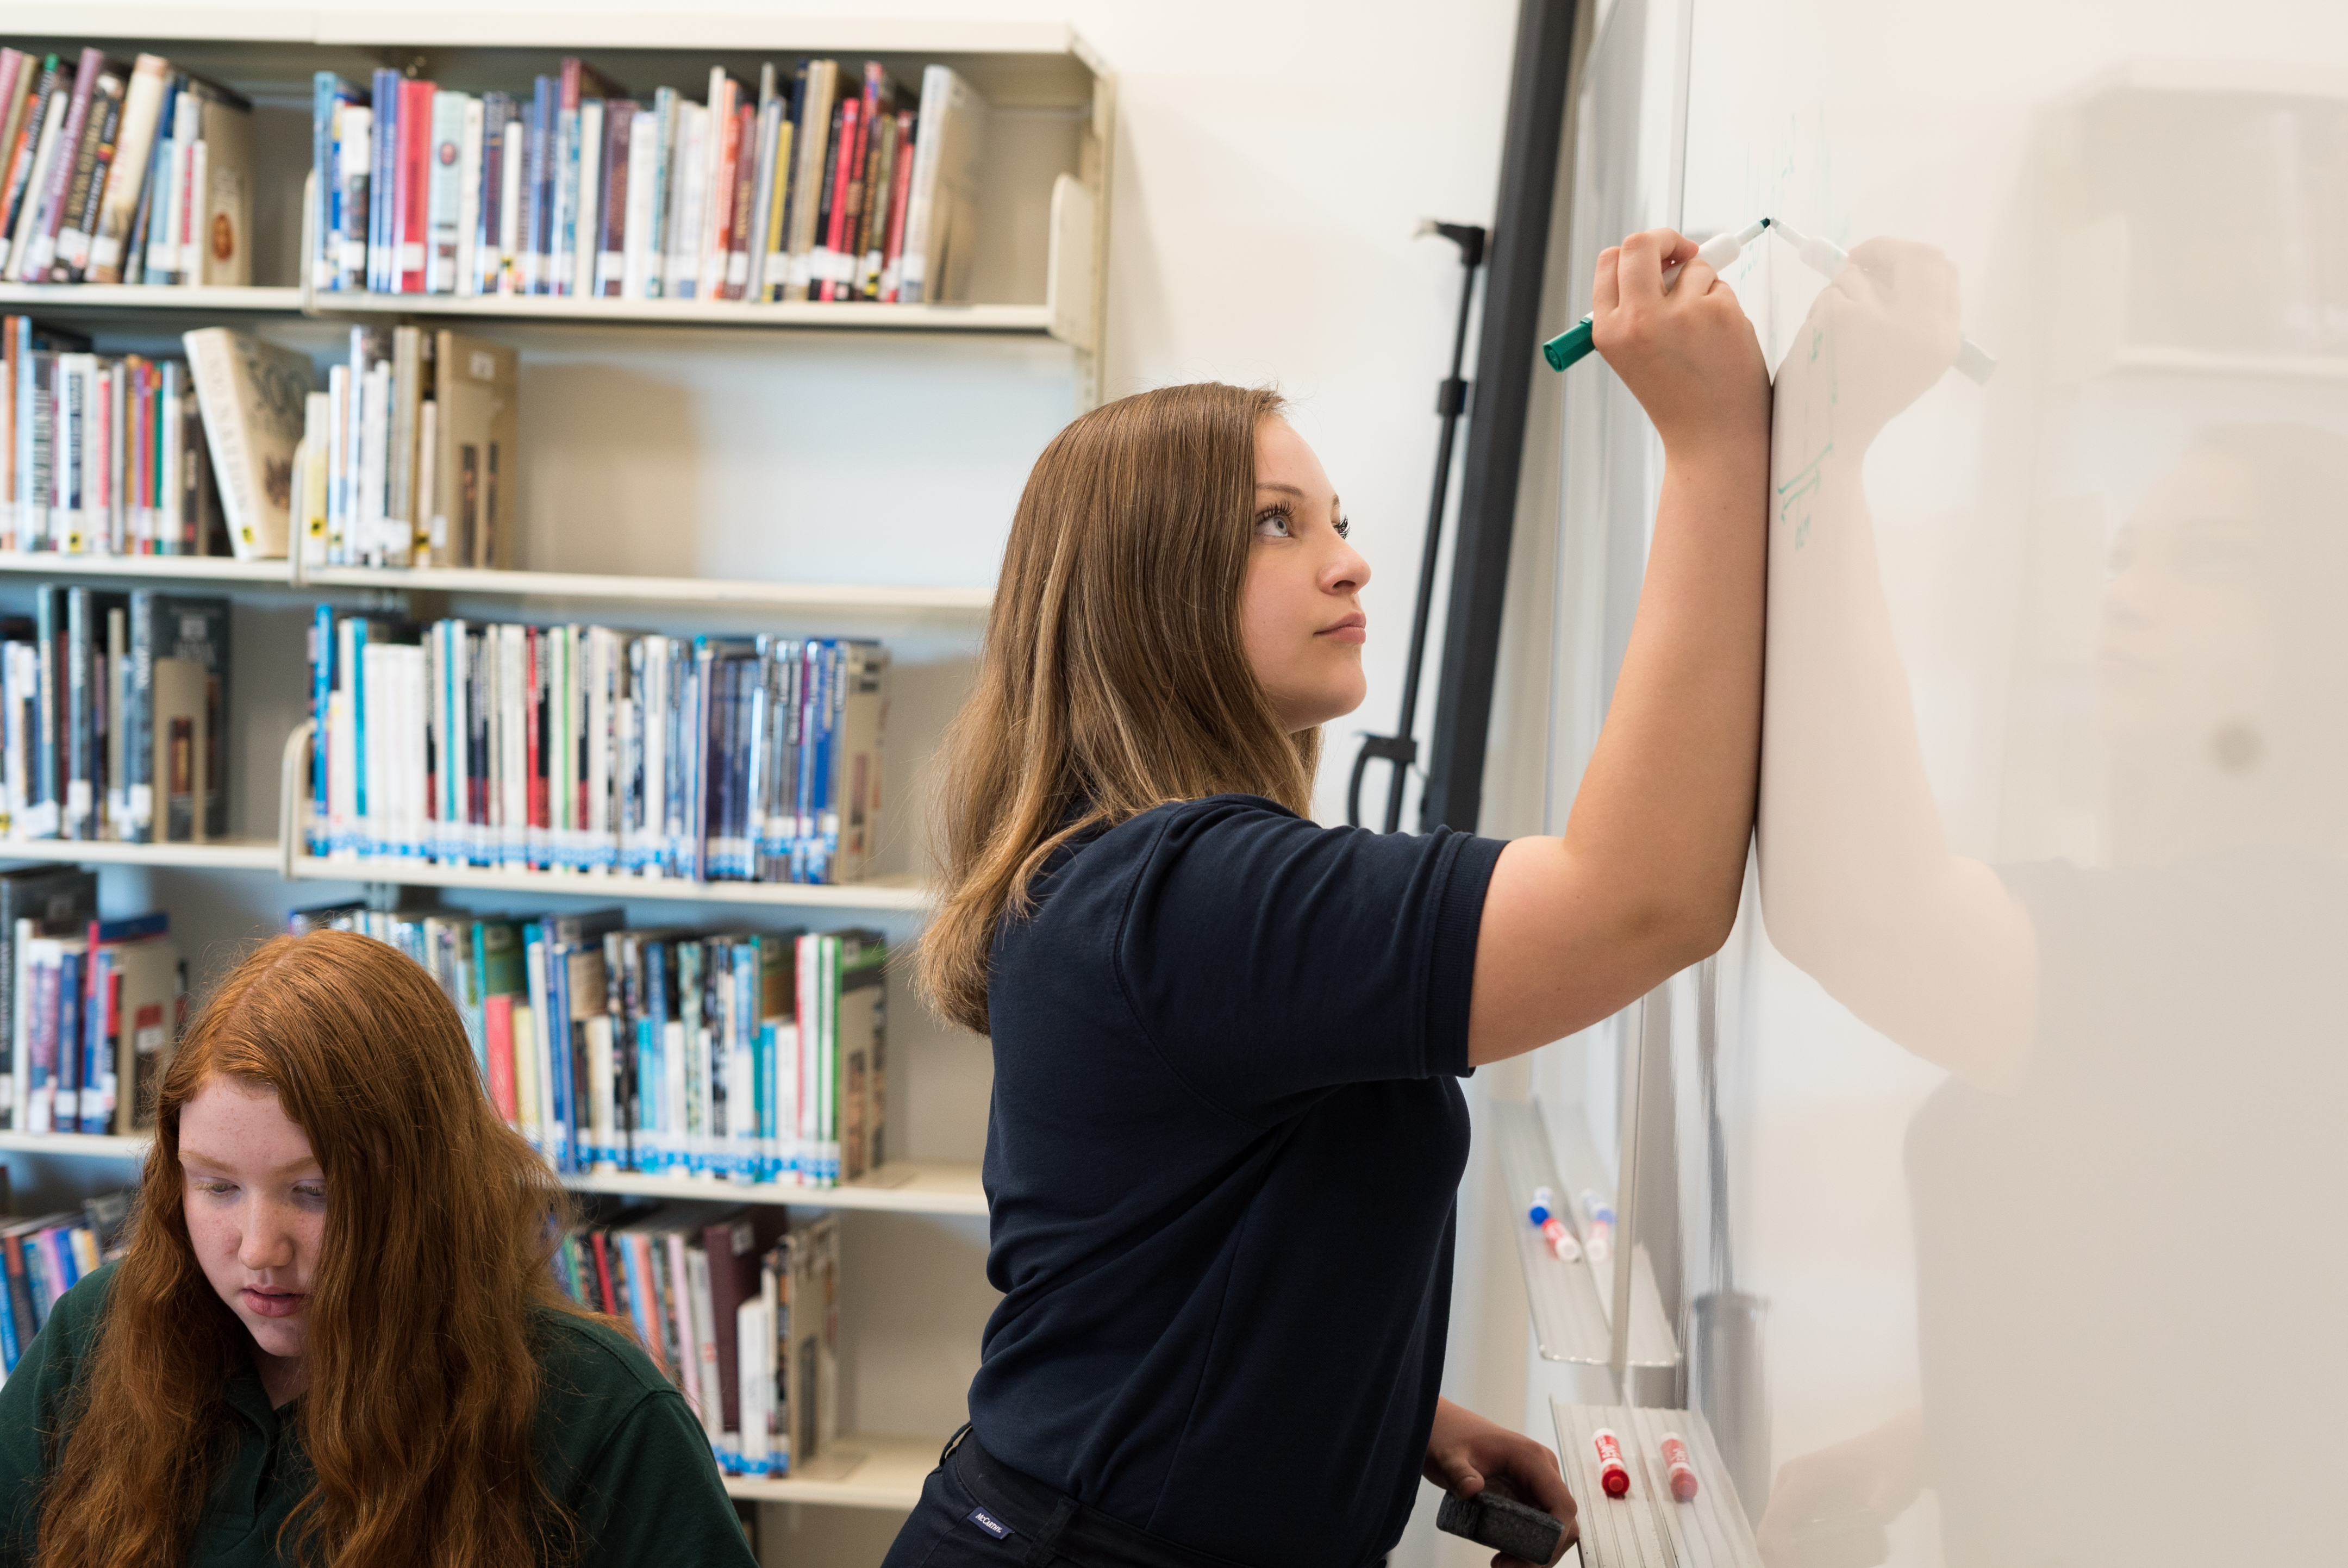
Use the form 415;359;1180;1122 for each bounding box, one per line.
1437;1489;1566;1563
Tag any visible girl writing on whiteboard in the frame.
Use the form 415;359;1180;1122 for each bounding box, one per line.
0;930;758;1568
889;226;1770;1568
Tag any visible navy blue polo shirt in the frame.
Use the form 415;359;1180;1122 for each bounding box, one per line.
970;794;1504;1567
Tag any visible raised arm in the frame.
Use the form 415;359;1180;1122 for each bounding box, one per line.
1469;228;1770;1066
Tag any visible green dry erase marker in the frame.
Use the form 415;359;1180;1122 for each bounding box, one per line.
1541;217;1770;372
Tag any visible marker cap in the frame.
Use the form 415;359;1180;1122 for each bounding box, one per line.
1593;1427;1631;1498
1660;1433;1698;1501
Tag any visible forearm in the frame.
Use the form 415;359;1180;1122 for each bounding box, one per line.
1561;429;1770;953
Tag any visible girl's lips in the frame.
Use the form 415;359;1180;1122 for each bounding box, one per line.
1319;615;1367;645
241;1286;308;1320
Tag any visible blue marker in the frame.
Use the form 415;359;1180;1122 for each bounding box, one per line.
1542;217;1772;371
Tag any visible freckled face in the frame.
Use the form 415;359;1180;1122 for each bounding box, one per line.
1241;419;1373;732
179;1078;326;1369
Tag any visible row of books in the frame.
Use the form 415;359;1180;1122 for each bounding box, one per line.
0;1189;128;1377
62;322;519;570
0;588;230;846
296;324;517;569
556;1200;838;1477
0;47;252;288
7;904;183;1139
310;57;989;305
306;614;886;886
1;316;225;557
290;906;887;1189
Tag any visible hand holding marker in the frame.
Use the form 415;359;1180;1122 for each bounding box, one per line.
1544;216;1996;383
1542;217;1771;370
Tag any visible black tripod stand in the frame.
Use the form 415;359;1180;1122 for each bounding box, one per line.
1347;220;1487;832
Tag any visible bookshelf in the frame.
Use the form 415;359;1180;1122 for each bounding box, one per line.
0;10;1098;1550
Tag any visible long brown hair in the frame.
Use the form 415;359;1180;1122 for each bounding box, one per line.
37;929;590;1568
921;382;1319;1035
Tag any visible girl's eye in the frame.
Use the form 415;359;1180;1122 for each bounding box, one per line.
194;1180;234;1196
294;1185;326;1203
1254;506;1294;539
1334;516;1351;540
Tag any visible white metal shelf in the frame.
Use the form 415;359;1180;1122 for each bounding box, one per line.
286;855;931;912
0;552;290;584
0;837;280;871
0;1130;147;1158
1552;1402;1761;1567
721;1432;936;1509
0;283;304;314
0;9;1101;72
0;1136;982;1220
566;1160;984;1217
298;565;992;615
308;292;1055;334
0;552;991;614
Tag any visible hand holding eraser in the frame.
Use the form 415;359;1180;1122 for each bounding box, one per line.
1435;1486;1568;1564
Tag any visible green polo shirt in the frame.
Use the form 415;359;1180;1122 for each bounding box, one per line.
0;1262;758;1567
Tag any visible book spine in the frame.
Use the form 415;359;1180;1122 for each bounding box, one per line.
665;103;703;299
368;82;394;291
497;109;522;293
397;79;433;292
423;90;465;295
27;50;105;281
90;54;168;283
596;102;630;297
0;69;57;276
565;99;599;299
4;84;66;283
53;68;122;282
453;95;483;297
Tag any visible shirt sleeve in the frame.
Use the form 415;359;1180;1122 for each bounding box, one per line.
1114;797;1504;1123
565;1386;758;1568
0;1263;111;1567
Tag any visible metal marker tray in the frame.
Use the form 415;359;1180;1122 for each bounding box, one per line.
1552;1402;1760;1568
1489;1100;1681;1380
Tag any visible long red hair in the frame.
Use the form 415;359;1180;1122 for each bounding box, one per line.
35;929;594;1567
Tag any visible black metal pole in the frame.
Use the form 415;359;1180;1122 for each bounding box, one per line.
1417;0;1579;834
1347;222;1484;833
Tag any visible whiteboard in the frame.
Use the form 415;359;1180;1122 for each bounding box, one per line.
1543;1;2348;1560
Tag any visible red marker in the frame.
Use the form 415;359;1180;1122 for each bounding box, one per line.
1540;1215;1583;1261
1659;1433;1698;1501
1593;1427;1631;1498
